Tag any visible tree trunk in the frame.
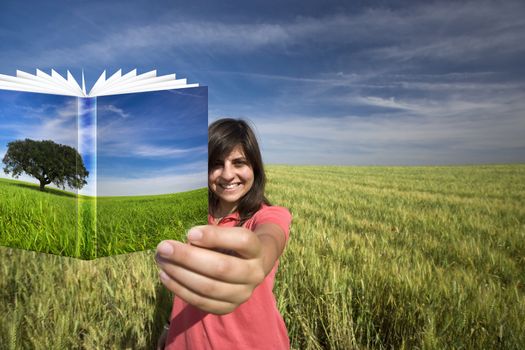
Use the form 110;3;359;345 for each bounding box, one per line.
39;180;46;191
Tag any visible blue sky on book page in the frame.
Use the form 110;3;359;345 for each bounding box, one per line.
0;91;78;152
1;0;524;165
78;97;97;196
0;90;88;191
96;87;207;196
0;88;207;196
0;90;81;189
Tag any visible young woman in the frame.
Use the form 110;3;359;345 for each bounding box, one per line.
156;118;292;349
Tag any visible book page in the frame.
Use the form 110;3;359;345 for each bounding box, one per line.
0;90;83;256
94;87;208;257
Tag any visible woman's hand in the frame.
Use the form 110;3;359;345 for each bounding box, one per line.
155;225;278;315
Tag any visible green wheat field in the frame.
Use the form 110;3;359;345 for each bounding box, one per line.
0;177;207;259
1;164;524;349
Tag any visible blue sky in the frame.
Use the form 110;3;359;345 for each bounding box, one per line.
1;0;524;166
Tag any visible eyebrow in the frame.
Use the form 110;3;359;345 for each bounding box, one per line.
214;156;247;163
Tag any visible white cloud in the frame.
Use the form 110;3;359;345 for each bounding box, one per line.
17;21;290;67
362;2;525;63
359;96;415;111
248;94;525;165
2;1;524;167
24;2;520;66
2;1;524;74
356;95;505;118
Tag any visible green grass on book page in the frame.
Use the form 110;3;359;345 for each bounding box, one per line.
0;178;207;259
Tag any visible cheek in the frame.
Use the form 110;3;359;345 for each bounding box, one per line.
208;171;219;188
240;168;255;185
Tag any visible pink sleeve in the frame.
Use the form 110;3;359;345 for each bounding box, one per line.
252;206;292;241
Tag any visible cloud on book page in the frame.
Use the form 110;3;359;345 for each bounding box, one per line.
99;104;130;119
133;144;206;158
97;171;207;196
94;139;207;159
17;101;77;120
1;98;79;150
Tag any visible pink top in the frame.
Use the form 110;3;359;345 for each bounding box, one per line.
164;205;292;350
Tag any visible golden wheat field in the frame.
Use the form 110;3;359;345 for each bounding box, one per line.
1;164;524;349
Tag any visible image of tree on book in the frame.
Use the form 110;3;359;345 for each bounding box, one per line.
0;69;207;260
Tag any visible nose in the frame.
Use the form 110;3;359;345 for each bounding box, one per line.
220;162;235;180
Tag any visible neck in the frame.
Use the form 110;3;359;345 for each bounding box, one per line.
213;202;238;218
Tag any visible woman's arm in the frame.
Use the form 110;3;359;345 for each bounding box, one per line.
155;223;286;315
252;222;287;275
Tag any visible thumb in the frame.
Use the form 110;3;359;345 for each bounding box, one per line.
187;225;261;259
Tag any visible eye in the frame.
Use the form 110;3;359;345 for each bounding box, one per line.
233;158;248;167
210;160;224;169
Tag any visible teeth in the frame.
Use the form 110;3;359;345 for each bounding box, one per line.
221;183;240;189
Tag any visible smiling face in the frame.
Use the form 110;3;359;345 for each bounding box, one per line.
208;145;255;216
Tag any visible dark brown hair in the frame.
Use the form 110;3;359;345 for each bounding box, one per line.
208;118;270;226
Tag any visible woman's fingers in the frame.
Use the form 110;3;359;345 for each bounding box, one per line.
157;259;253;305
187;225;262;260
159;269;238;315
156;240;263;285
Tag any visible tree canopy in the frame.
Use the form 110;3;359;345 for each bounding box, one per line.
2;139;89;191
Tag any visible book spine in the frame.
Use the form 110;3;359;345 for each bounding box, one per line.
77;97;97;259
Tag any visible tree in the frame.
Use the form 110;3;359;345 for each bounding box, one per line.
2;139;89;192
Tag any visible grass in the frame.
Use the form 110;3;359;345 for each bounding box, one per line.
0;178;207;259
1;164;524;349
268;164;525;349
0;249;168;349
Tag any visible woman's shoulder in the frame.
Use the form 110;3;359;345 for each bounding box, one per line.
247;204;292;236
255;204;291;218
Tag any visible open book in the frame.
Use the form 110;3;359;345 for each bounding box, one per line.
0;69;208;259
0;68;199;97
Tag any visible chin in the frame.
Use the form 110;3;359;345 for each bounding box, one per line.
220;195;243;204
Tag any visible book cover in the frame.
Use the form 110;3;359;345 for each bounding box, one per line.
0;69;208;259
